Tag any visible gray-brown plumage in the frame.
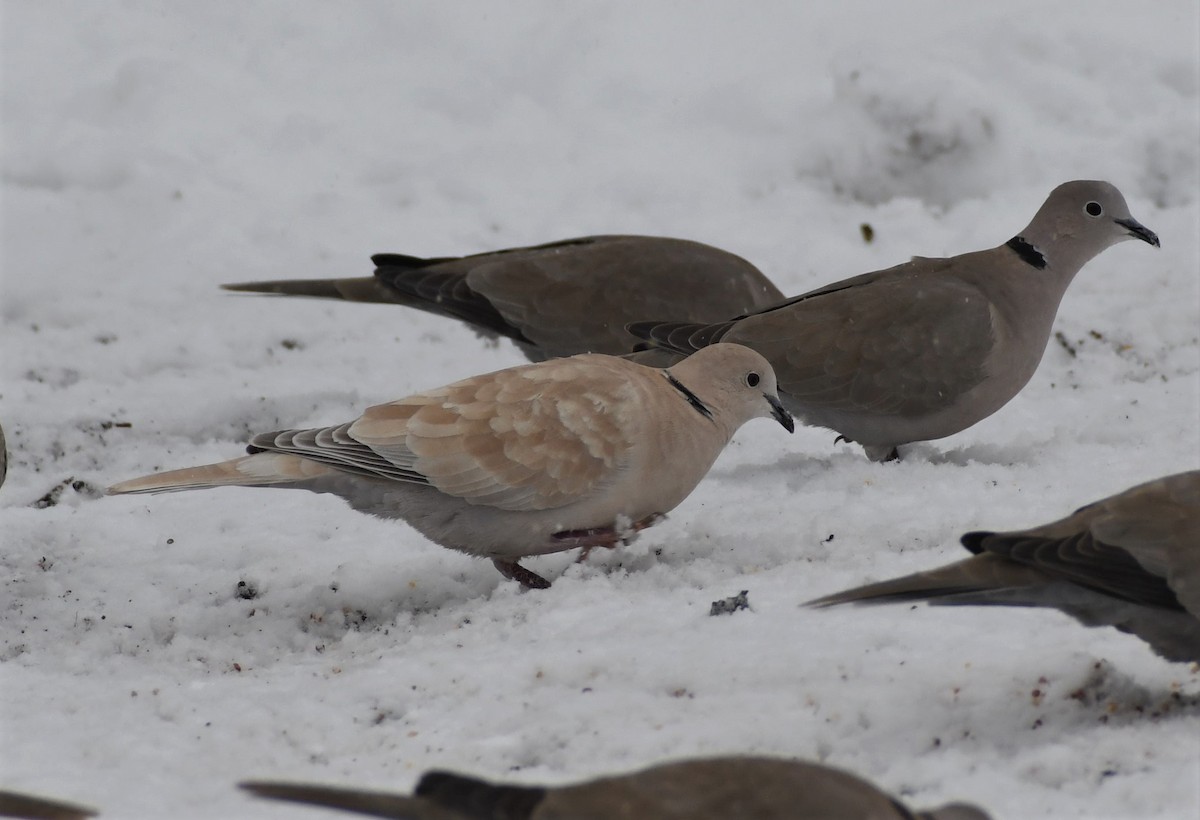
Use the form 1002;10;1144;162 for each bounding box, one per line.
629;181;1160;460
0;790;96;820
240;756;991;819
810;471;1200;661
108;345;793;589
223;235;784;362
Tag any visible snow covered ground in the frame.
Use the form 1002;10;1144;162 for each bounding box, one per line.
2;2;1198;817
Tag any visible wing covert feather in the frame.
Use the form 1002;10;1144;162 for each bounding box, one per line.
350;358;639;511
973;472;1200;613
726;266;996;417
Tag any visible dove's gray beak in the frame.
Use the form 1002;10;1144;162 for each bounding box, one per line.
1116;217;1160;248
766;394;794;433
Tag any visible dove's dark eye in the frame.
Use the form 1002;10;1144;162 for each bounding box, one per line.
745;372;761;388
1084;201;1103;217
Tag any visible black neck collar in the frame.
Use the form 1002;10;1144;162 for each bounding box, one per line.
1006;235;1046;270
665;373;713;420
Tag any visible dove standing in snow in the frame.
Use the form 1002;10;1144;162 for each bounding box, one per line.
241;756;991;820
810;470;1200;662
629;181;1160;461
109;344;793;589
223;236;784;362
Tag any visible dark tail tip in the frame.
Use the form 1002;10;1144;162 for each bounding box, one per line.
959;530;993;555
415;771;545;819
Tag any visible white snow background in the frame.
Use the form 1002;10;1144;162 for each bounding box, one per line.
2;2;1199;817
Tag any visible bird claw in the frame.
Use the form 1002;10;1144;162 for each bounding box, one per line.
492;559;551;590
556;512;667;557
834;435;899;462
494;512;670;586
861;443;901;462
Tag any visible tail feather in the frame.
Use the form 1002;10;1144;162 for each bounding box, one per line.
415;771;544;818
625;320;733;355
0;790;97;820
240;782;445;819
107;453;335;495
221;276;412;305
807;555;1051;607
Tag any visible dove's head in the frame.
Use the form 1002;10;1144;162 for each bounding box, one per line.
1017;180;1159;273
666;343;794;434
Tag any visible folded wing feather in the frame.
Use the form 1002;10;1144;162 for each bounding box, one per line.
249;357;639;512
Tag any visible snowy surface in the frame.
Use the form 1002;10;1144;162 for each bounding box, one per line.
3;2;1199;818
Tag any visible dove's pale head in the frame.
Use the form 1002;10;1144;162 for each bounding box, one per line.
665;343;794;434
1016;180;1159;273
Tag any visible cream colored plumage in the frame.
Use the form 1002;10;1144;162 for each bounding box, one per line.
109;344;793;588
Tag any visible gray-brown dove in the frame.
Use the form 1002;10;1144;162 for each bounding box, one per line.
108;344;793;589
629;181;1160;460
0;790;96;820
223;236;784;362
810;470;1200;662
240;756;991;820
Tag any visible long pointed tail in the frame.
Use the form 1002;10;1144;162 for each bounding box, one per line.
107;453;335;495
221;276;410;305
240;782;440;819
0;790;97;820
806;554;1050;607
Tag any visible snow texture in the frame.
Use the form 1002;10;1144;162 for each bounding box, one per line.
2;2;1198;818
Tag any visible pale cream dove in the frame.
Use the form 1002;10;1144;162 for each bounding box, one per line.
108;344;793;588
629;181;1160;460
223;236;784;363
810;470;1200;662
240;756;991;819
0;790;96;820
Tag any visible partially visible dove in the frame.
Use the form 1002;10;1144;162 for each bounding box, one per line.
108;344;793;589
630;181;1160;460
241;756;991;820
223;236;784;362
0;789;96;820
810;471;1200;662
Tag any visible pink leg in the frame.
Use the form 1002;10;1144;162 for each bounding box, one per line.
492;559;551;590
554;513;667;563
